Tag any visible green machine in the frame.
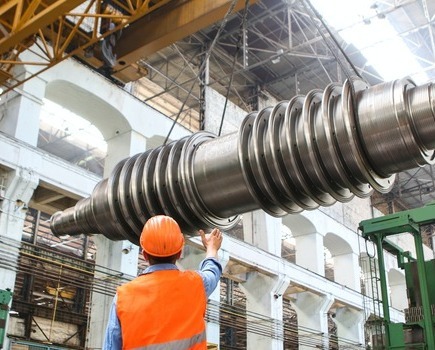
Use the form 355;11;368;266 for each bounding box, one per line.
359;202;435;349
0;289;12;349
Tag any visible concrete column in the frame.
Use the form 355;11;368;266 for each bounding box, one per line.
292;291;334;350
0;167;39;350
104;129;147;172
243;210;282;256
240;272;290;350
294;232;325;275
204;86;246;135
332;306;365;346
179;242;230;348
87;131;145;349
0;67;45;146
333;251;361;291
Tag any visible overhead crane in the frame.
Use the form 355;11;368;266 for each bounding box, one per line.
0;0;254;94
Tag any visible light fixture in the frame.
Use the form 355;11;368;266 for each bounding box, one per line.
271;57;281;64
271;48;284;64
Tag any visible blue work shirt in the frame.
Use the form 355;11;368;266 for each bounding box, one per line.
103;257;222;350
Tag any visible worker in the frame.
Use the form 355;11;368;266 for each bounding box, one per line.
103;215;224;350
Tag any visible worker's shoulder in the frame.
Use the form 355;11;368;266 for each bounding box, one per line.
180;269;201;276
179;269;203;281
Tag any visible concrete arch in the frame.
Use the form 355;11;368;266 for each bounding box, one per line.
37;57;191;142
282;211;363;290
45;79;130;141
324;232;353;256
325;231;360;290
282;214;324;275
282;213;317;237
388;268;407;310
388;268;405;285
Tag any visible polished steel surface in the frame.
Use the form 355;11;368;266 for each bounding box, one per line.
50;77;435;244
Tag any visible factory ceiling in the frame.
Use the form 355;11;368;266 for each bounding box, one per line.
131;0;435;213
140;0;435;113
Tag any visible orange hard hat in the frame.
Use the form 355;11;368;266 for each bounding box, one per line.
140;215;184;257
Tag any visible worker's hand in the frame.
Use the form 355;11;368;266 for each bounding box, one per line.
199;228;223;259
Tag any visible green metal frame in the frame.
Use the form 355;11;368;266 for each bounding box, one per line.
359;202;435;349
0;289;13;349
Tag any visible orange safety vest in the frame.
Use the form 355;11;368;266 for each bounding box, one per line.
116;269;207;350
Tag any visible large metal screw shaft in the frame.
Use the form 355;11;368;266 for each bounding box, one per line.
51;78;435;244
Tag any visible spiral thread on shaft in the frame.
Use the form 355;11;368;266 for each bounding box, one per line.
51;78;435;244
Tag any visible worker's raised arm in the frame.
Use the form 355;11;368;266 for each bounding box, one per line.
198;228;223;298
199;228;223;259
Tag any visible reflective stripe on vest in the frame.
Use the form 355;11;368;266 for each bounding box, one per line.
134;330;206;350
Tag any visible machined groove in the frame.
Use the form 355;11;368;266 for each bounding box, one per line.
51;77;435;244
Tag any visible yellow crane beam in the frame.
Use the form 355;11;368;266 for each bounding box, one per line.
0;0;85;55
0;0;174;93
0;0;256;95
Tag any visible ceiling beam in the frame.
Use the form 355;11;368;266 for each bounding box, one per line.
113;0;257;77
